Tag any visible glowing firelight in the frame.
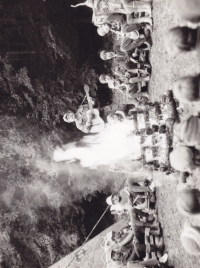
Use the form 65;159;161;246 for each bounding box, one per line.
53;121;141;168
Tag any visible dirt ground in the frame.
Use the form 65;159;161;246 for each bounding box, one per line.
150;0;200;267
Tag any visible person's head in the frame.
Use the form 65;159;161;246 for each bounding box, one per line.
152;124;159;132
178;115;200;147
173;76;200;104
180;226;200;255
99;74;114;84
111;66;125;76
100;50;115;60
96;0;109;13
146;127;153;135
111;194;121;205
169;146;195;173
165;27;197;57
112;231;121;241
111;250;122;262
177;188;200;217
63;110;76;123
159;125;167;134
107;113;124;124
97;24;110;36
92;13;108;26
108;79;121;89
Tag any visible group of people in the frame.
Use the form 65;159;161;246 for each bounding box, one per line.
163;0;200;257
63;0;200;264
104;175;170;268
63;0;157;135
96;11;153;114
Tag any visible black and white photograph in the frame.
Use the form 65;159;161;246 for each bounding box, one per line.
0;0;200;267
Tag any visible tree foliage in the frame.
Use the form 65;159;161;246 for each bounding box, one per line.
0;1;117;267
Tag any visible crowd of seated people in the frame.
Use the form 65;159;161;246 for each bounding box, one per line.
104;174;170;268
93;5;153;122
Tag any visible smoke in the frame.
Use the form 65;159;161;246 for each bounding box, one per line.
53;122;141;168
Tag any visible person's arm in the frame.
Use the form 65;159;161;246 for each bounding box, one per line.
132;208;148;218
75;120;91;133
121;37;146;53
130;208;148;227
126;14;152;26
110;28;122;35
128;250;137;262
121;23;143;33
105;13;126;25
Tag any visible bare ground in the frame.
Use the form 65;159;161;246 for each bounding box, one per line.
150;0;200;267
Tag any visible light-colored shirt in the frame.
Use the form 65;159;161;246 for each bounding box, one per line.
75;104;91;133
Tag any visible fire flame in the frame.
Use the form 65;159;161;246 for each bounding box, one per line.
53;121;141;168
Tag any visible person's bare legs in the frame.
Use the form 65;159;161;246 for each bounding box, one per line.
129;76;149;83
121;0;152;14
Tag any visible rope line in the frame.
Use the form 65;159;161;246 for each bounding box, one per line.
66;205;110;268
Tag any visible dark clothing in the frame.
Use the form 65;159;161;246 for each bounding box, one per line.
75;104;91;133
121;247;138;266
130;208;149;227
105;13;126;29
99;103;125;122
121;37;147;53
113;45;138;70
121;22;146;33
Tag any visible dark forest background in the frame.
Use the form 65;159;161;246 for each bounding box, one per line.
0;0;122;267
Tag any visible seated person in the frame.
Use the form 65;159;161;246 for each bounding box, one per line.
111;239;164;267
106;191;131;215
94;13;152;28
165;26;200;57
98;21;152;38
121;36;151;54
106;178;154;214
107;79;150;97
107;111;126;124
121;22;152;39
100;49;150;70
95;0;152;16
99;72;150;88
173;74;200;104
109;227;144;247
98;102;126;122
129;208;158;228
